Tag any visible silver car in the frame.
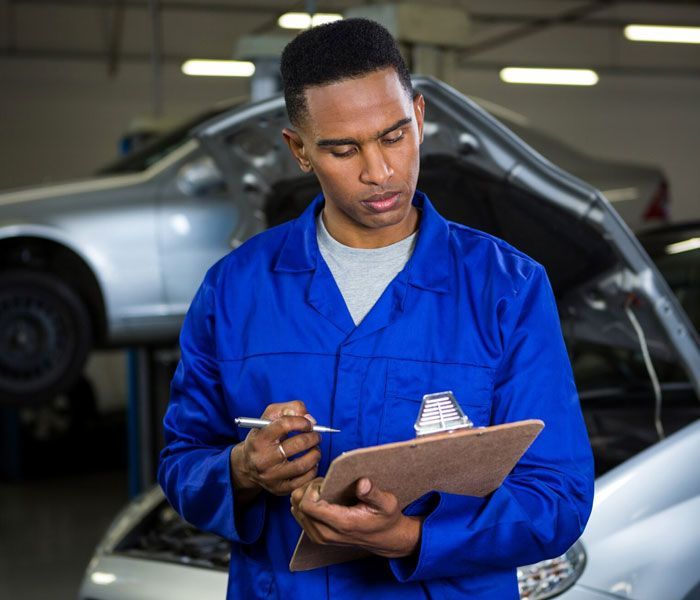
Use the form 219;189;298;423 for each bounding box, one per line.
78;80;700;599
0;80;669;405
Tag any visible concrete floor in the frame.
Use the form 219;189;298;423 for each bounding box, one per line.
0;469;128;599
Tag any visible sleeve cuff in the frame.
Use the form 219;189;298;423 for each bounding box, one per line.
389;491;440;582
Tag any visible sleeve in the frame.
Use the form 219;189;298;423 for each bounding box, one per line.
157;267;266;544
390;262;594;581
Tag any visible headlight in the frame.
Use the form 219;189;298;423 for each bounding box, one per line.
517;540;586;599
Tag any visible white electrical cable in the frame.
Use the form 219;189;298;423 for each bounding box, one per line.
624;302;665;440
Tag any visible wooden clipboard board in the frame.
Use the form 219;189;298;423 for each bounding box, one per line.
289;419;544;571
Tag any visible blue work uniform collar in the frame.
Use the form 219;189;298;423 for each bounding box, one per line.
273;190;452;294
273;190;451;339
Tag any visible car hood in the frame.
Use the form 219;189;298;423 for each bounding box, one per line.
576;419;700;597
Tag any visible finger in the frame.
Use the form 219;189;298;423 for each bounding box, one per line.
290;503;304;527
299;493;388;535
355;478;398;514
256;415;314;444
281;466;320;496
291;476;323;508
262;400;308;421
302;519;341;546
290;504;337;545
297;477;323;509
276;446;321;481
280;431;321;458
293;509;349;546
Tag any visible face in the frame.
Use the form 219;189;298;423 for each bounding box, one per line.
283;67;425;248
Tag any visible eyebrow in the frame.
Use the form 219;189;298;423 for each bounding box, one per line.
316;117;413;148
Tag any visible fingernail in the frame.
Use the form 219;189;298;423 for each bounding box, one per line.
304;413;317;425
282;408;295;416
358;478;371;495
311;489;320;502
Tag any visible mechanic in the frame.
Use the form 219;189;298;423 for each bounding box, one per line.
158;18;594;600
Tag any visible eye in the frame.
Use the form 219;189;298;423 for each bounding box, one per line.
383;131;405;145
331;148;356;158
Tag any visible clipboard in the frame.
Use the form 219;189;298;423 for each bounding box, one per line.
289;392;544;571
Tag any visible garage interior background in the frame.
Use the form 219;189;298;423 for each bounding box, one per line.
3;0;700;218
1;1;699;598
2;0;699;411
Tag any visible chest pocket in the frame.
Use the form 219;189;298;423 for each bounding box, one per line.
379;359;494;444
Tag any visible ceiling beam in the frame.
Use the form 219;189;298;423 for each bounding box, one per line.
462;1;618;57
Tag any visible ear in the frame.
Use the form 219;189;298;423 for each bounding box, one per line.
413;93;426;145
282;128;313;173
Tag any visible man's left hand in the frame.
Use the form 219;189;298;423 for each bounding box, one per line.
290;477;422;558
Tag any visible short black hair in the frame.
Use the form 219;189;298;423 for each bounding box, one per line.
280;18;413;126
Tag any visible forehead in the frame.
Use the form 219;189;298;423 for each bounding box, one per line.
302;68;413;139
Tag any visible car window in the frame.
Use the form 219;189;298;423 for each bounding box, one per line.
175;154;227;197
96;105;236;175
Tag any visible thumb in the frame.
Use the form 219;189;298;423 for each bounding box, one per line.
356;478;391;511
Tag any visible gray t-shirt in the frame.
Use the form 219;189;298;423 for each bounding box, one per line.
316;212;418;325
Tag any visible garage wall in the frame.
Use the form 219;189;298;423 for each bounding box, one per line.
1;56;698;222
0;58;248;187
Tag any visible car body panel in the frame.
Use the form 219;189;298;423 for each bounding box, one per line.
560;420;700;599
81;555;227;600
0;172;164;342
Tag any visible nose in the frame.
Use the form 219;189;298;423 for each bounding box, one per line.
359;143;393;187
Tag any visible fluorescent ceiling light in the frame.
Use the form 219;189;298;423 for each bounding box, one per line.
625;24;700;44
181;59;255;77
278;12;343;30
665;237;700;255
91;572;117;585
500;67;599;86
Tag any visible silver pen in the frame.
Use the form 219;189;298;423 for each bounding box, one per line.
234;416;340;433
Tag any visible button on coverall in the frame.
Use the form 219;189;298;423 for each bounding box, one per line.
158;191;594;599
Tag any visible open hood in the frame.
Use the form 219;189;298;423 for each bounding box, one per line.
194;77;700;398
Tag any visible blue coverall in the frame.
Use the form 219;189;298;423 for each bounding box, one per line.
158;191;594;599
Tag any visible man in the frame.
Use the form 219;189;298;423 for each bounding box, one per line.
158;18;594;599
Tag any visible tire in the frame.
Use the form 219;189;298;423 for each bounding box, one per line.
0;270;93;406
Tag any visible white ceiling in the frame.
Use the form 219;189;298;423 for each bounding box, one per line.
1;0;699;79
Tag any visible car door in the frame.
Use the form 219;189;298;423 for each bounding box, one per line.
156;141;262;315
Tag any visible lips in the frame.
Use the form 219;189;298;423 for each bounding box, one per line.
361;191;400;213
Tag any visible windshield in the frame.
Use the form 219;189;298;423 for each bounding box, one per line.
96;103;238;175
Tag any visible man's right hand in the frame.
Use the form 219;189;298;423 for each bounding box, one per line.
230;400;321;501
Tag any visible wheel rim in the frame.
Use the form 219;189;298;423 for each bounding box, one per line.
0;290;75;391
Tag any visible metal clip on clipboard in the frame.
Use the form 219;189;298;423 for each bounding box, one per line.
414;391;474;436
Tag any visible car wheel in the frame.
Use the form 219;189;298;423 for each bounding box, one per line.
0;270;92;405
